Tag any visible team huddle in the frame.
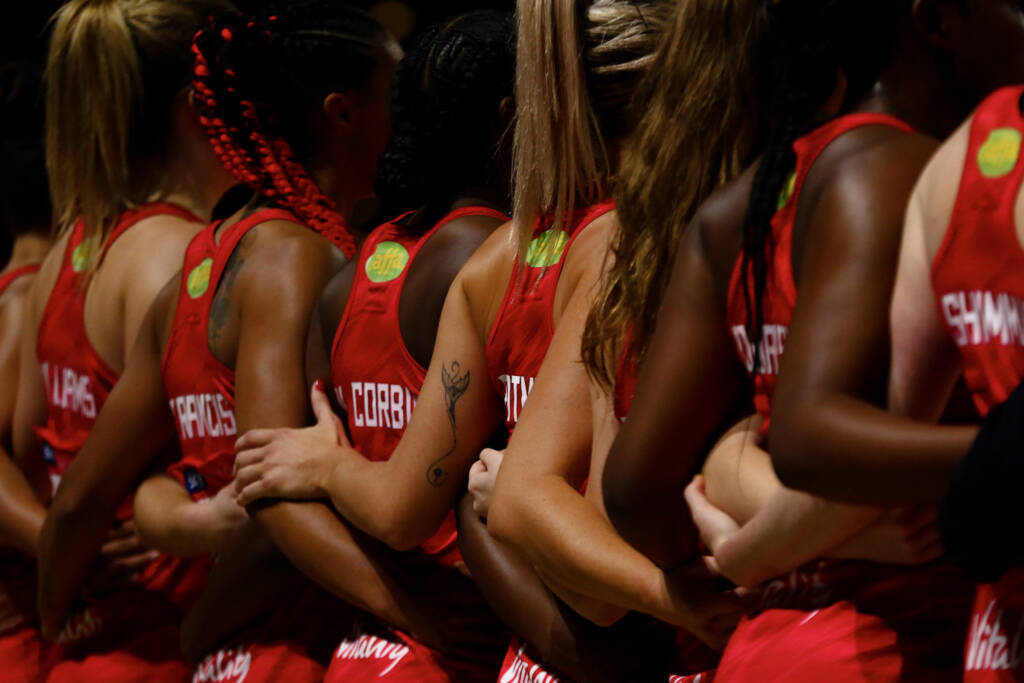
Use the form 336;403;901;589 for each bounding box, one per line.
0;0;1022;680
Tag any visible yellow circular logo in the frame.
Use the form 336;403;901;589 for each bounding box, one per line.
71;238;97;273
186;258;213;299
525;229;570;268
365;241;409;283
776;169;797;210
978;127;1022;178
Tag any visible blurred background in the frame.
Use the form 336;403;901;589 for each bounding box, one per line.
0;0;516;261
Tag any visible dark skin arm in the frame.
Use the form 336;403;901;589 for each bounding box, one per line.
770;130;976;504
602;173;753;570
456;493;677;682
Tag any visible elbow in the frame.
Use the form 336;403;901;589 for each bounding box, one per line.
579;601;628;627
376;508;431;553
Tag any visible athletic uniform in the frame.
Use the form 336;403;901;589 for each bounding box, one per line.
487;202;614;683
930;85;1024;682
163;207;344;682
325;206;508;682
35;204;209;682
714;114;974;682
0;264;51;682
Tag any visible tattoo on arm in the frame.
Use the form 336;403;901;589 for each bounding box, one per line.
426;361;470;487
208;230;255;355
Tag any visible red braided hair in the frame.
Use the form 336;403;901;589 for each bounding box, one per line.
190;9;387;258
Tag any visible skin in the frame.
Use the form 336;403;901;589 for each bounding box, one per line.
601;2;1024;581
35;55;399;641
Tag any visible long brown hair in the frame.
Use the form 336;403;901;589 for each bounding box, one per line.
45;0;233;242
582;0;768;387
511;0;669;258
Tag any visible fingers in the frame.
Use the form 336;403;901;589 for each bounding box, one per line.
479;448;504;472
236;478;272;507
234;428;280;454
100;533;146;558
311;380;345;443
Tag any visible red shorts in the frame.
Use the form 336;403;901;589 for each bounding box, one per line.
0;623;53;682
669;673;715;683
498;641;561;683
192;640;324;683
713;560;973;682
47;622;189;682
963;567;1024;681
326;628;494;682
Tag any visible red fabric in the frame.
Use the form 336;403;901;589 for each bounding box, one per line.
724;113;913;433
498;640;561;683
33;203;211;676
191;585;343;683
163;208;297;500
0;263;39;297
35;202;197;502
331;206;507;567
930;86;1024;682
326;626;491;683
485;201;615;431
715;114;978;681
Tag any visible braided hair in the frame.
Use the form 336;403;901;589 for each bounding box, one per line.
740;0;908;371
374;10;515;223
191;1;395;257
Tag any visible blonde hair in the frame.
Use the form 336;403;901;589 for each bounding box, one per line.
45;0;233;241
582;0;767;387
511;0;669;255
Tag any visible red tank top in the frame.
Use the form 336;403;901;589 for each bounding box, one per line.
930;85;1024;682
162;208;297;499
486;201;615;431
725;113;913;430
932;85;1024;415
0;264;39;297
34;203;199;504
331;205;508;566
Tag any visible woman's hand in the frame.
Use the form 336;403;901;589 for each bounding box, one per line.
829;506;942;565
234;381;349;505
467;448;503;518
659;555;749;651
684;475;741;559
194;484;249;552
84;521;159;597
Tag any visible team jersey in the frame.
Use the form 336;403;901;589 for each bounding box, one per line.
490;202;616;683
931;85;1024;682
331;205;506;566
162;208;296;500
714;113;973;682
486;201;615;431
33;203;209;681
325;206;510;683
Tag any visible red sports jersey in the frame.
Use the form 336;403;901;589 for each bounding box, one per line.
715;113;973;682
163;208;297;500
486;201;615;431
931;85;1024;682
34;203;208;681
327;206;509;683
331;205;507;566
0;263;39;296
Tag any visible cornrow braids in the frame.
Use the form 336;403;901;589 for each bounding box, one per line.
740;0;908;373
191;2;393;257
374;10;515;223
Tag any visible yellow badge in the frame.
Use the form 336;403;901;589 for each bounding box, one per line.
776;169;797;210
978;128;1022;178
71;238;97;273
365;241;409;283
525;228;570;268
186;257;214;299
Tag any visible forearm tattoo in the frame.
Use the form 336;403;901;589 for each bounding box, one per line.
427;361;470;487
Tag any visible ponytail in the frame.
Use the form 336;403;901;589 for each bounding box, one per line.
191;5;395;258
45;0;234;243
511;0;666;259
584;0;766;387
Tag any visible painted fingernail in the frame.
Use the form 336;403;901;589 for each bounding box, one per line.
313;379;324;393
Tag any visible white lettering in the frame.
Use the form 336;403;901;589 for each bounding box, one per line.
345;382;416;434
169;393;238;442
334;634;410;676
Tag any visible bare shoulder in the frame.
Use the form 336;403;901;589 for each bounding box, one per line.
109;213;204;299
692;164;758;290
455;219;517;338
913;117;972;259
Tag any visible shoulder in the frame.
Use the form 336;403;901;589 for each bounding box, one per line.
415;212;507;283
27;231;70;322
455;219;517;338
109;212;204;294
692;164;758;283
912;117;973;259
